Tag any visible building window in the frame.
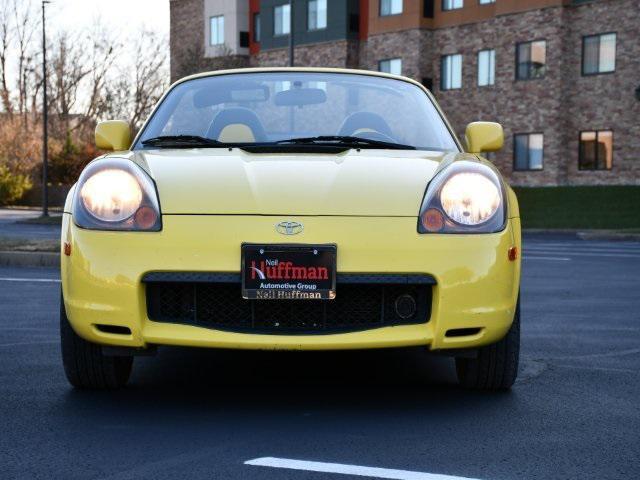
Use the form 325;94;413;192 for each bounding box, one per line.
380;0;403;16
582;33;616;75
253;13;261;42
479;0;494;4
477;49;495;86
440;54;462;90
239;31;250;48
442;0;463;11
210;15;224;46
308;0;327;30
379;58;402;75
274;4;291;36
514;133;544;171
579;130;613;170
516;40;546;80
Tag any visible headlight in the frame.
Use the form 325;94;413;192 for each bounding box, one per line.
418;161;505;234
73;158;161;231
80;170;143;222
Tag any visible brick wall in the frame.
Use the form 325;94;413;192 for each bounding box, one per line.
256;40;361;69
431;7;568;186
170;0;249;82
562;0;640;186
169;0;639;186
360;29;433;82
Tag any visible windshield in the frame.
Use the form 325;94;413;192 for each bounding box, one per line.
135;72;459;151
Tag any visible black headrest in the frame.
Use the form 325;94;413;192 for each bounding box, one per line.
338;111;393;138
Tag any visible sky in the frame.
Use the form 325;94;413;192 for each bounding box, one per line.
47;0;169;35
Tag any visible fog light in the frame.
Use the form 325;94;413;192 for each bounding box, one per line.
395;294;417;319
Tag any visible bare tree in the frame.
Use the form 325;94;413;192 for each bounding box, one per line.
48;32;91;131
128;30;168;131
12;0;38;117
0;0;13;113
82;22;119;124
105;29;168;132
0;1;172;200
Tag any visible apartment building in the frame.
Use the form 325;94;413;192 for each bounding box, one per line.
169;0;640;186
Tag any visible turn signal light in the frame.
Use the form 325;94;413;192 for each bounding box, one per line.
135;206;158;230
508;246;518;261
421;208;445;232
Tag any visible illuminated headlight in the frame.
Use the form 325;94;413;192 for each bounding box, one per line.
418;161;505;234
73;159;161;231
80;170;143;222
440;172;501;225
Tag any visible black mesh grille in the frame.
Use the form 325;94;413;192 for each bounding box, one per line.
146;278;432;335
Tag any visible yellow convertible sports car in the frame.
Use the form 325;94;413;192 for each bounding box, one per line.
60;68;521;391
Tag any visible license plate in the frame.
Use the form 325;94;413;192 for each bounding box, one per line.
241;244;337;300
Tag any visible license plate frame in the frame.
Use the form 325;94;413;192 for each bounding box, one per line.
241;243;337;300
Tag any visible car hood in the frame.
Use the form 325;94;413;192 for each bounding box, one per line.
126;149;460;216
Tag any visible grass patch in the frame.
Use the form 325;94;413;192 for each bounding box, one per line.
513;186;640;230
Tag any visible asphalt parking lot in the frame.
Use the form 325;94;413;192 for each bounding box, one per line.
1;234;639;480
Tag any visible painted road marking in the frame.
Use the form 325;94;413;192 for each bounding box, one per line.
525;251;640;259
526;245;640;252
525;242;640;249
0;340;57;348
523;256;571;261
245;457;481;480
0;277;60;283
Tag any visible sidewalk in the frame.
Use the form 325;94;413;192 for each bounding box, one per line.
0;208;61;239
0;208;61;267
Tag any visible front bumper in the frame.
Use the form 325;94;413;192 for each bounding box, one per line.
61;214;521;351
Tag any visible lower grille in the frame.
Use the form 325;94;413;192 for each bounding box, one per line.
144;273;433;335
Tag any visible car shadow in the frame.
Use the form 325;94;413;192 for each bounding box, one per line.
59;347;518;425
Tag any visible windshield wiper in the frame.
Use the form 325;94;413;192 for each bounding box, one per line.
274;135;416;150
141;135;225;148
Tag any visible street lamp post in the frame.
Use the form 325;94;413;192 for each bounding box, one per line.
288;0;294;66
41;0;51;217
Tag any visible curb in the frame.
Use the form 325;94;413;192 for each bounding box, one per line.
524;229;640;241
0;251;60;268
577;232;640;242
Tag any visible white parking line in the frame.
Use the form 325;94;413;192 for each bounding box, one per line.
523;256;571;261
524;251;640;259
0;340;57;348
526;245;640;252
0;277;60;283
245;457;481;480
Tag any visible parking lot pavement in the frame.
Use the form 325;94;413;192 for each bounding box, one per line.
1;236;639;480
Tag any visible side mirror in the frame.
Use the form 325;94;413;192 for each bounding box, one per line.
95;120;132;151
465;121;504;154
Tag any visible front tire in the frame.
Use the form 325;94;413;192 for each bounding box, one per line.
455;298;520;391
60;296;133;389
